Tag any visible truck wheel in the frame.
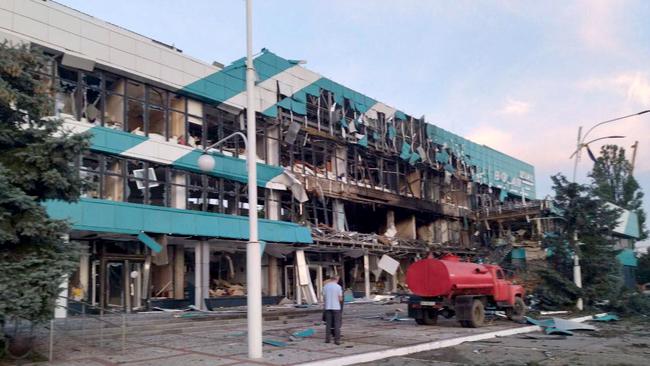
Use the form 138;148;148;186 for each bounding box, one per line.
422;309;438;325
466;299;485;328
506;297;526;321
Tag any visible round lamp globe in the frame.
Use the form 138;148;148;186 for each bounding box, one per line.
198;154;216;171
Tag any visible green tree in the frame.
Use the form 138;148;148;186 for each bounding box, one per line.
0;43;90;324
637;252;650;285
589;144;648;240
539;174;622;306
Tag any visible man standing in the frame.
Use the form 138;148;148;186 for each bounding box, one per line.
323;275;343;344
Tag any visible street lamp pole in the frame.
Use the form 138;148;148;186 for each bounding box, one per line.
569;109;649;311
244;0;263;359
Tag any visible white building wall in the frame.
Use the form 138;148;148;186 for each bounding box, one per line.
0;0;219;91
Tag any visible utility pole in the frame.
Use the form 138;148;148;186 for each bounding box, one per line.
572;127;582;182
571;126;584;311
630;141;639;176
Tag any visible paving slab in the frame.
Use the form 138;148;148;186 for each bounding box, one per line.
121;353;235;366
29;303;547;366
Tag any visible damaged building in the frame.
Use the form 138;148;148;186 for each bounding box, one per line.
2;0;538;312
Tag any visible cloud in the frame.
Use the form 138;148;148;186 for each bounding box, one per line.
579;72;650;106
577;0;622;52
466;126;513;151
498;98;531;116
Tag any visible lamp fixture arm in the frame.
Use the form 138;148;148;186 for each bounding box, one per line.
581;110;650;143
203;131;248;152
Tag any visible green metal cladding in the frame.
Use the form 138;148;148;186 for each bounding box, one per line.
182;49;536;198
86;125;284;187
46;198;313;244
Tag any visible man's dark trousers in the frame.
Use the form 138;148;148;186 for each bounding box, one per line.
324;309;342;343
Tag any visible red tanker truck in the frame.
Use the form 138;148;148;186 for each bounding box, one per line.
406;254;526;327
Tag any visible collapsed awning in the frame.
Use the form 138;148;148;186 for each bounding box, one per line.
137;232;162;253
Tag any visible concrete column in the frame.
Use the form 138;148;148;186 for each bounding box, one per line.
363;254;370;298
266;126;281;166
391;273;398;293
266;188;281;298
268;255;278;296
55;233;71;318
333;146;347;179
295;266;302;305
317;265;323;302
54;275;69;319
332;199;346;231
267;190;281;221
194;242;210;310
79;252;90;301
173;245;185;299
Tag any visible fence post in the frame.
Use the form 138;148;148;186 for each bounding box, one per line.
99;309;104;348
81;302;86;341
48;319;54;362
121;313;126;354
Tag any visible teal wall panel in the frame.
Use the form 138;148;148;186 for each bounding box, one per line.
45;198;313;244
616;248;638;267
173;149;284;187
182;50;294;103
89;126;147;155
84;125;284;188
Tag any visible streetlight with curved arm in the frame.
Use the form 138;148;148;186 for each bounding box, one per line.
571;110;649;182
568;110;649;311
569;135;625;159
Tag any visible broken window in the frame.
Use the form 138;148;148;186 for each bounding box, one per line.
169;93;186;144
204;104;221;151
80;152;101;198
126;159;146;204
148;87;167;138
187;99;203;149
102;155;124;201
205;176;222;213
55;64;80;119
148;163;167;207
81;71;102;124
104;73;125;130
187;172;204;211
170;169;187;209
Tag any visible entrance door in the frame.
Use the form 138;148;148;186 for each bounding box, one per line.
105;260;144;312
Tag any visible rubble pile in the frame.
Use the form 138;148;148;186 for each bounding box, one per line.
209;279;246;297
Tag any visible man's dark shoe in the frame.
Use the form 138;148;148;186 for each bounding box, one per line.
334;340;341;345
325;339;331;344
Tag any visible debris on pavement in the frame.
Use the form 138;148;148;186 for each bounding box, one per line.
540;310;569;315
525;316;597;336
291;328;316;339
263;339;288;347
590;313;620;322
552;318;597;332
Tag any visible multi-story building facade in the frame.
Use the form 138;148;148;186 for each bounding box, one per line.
1;0;536;312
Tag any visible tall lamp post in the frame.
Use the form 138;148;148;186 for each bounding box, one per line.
244;0;263;358
568;109;649;310
198;0;262;358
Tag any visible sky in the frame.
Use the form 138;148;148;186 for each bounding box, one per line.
58;0;650;251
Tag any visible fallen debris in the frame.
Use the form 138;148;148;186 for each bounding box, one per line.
590;313;620;322
525;316;597;336
291;328;315;338
540;310;569;315
263;339;288;347
518;334;567;340
552;318;597;332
